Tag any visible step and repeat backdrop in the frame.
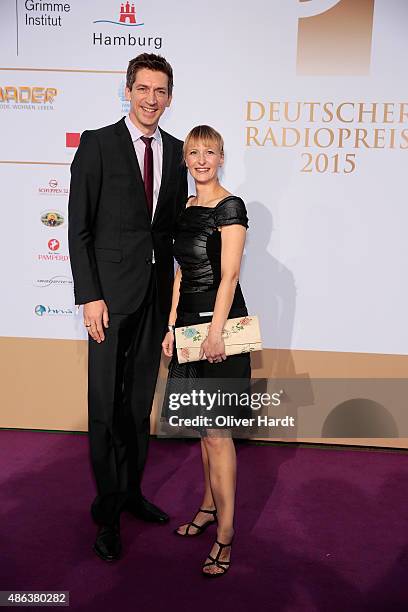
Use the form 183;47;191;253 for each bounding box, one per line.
0;0;407;436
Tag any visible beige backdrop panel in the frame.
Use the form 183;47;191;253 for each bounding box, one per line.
1;337;407;449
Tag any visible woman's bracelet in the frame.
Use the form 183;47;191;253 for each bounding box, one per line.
167;324;175;332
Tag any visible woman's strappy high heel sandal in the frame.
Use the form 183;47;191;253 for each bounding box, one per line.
202;539;233;577
174;507;217;537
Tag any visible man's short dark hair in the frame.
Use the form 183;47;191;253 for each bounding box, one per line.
126;54;174;96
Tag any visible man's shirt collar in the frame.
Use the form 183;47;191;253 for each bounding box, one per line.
125;115;161;143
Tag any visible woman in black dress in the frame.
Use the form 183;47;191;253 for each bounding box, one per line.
161;125;250;577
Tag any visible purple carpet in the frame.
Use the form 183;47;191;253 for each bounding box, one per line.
1;431;407;611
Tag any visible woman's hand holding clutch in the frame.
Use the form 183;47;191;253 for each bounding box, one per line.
199;332;227;364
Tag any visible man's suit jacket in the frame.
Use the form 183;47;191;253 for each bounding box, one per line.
68;117;187;314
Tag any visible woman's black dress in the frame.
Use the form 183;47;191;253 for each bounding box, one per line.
161;195;251;435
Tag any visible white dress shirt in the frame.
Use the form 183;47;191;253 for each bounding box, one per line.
124;114;163;221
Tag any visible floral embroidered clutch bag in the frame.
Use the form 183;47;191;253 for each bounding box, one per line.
174;316;262;364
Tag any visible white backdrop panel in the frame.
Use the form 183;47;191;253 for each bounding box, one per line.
0;0;407;354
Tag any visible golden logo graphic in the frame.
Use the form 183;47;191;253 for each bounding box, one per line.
0;87;58;103
297;0;375;76
245;100;408;175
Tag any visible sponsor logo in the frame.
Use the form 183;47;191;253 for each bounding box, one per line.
38;252;69;262
33;275;73;288
38;179;69;196
94;2;143;26
24;1;71;28
35;304;47;316
40;211;65;228
118;81;131;114
66;132;80;148
0;86;58;111
38;237;68;262
35;304;74;317
297;0;375;76
92;2;162;49
48;238;60;252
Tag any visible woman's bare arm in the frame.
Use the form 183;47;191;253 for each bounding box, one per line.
200;225;246;362
162;266;182;357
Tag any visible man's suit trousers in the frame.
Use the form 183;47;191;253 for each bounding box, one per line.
87;266;165;526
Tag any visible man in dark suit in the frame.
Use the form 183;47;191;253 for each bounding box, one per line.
68;54;187;561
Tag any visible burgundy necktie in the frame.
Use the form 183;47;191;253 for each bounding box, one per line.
140;136;153;219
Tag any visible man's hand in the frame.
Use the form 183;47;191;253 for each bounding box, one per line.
83;300;109;343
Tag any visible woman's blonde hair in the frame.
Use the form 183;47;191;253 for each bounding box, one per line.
183;125;224;159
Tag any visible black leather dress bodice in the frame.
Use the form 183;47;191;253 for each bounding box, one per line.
174;196;249;295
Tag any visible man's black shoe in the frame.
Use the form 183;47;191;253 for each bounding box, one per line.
124;496;169;523
93;524;121;562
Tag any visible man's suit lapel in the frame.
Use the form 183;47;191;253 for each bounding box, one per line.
115;118;151;223
152;128;173;225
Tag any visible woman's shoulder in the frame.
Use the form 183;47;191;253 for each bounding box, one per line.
184;195;195;209
215;194;245;208
214;195;248;228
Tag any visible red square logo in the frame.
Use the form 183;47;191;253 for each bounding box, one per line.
66;132;81;148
